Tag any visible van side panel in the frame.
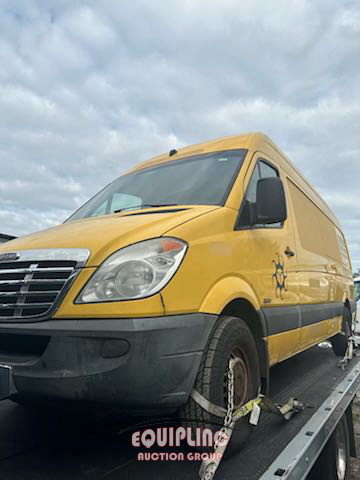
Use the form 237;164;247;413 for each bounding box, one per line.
243;137;354;360
286;178;346;347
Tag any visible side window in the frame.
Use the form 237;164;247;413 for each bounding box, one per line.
259;161;278;179
245;164;260;203
237;159;281;228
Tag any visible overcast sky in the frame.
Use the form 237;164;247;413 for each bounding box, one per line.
0;0;359;269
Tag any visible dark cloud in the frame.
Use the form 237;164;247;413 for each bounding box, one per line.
0;0;359;268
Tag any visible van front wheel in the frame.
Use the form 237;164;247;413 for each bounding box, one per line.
180;316;260;455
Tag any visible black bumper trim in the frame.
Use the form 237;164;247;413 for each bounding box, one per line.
0;314;215;337
0;314;217;410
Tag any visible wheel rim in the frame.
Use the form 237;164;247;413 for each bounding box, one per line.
224;349;249;410
335;422;347;480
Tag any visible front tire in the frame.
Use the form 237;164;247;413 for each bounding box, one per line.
180;316;260;455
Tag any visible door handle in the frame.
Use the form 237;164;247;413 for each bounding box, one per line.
284;246;295;257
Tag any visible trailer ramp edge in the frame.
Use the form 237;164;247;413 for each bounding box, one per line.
259;356;360;480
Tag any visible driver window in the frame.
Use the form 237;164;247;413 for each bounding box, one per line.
237;159;280;228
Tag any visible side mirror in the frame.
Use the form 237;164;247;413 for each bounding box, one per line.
256;177;287;224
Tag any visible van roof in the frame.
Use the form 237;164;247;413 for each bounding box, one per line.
126;132;342;230
126;132;263;173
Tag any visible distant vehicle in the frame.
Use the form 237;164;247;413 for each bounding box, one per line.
354;276;360;337
0;132;356;455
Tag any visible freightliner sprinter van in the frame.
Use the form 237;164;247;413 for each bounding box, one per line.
0;133;355;450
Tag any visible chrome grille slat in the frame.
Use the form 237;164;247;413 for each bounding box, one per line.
0;252;87;321
0;267;74;275
0;279;68;285
0;303;52;308
0;291;59;297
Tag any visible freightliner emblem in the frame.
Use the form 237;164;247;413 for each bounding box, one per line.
0;252;20;262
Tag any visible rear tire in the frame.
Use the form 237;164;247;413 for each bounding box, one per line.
307;414;350;480
180;316;260;455
331;307;351;357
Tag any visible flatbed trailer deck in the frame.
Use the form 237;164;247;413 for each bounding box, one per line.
0;344;359;480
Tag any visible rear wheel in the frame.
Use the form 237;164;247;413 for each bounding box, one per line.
180;316;260;455
331;307;351;357
307;414;350;480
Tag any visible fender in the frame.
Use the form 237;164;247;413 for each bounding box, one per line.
200;276;269;394
199;275;261;314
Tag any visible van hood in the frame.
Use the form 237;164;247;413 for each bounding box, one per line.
0;206;218;266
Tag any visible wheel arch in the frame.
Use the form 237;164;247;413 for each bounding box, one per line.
220;298;270;395
199;276;261;314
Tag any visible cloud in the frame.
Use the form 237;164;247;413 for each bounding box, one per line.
0;0;359;269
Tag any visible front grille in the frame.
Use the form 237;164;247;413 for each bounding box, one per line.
0;260;78;321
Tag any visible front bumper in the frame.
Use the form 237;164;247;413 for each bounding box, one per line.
0;314;216;412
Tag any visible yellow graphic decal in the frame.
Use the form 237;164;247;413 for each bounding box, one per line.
272;253;288;300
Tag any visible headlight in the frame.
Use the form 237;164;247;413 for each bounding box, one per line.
76;237;187;303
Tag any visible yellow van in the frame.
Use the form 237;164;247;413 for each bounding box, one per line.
0;133;355;449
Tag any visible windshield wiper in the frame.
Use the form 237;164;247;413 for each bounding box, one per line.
114;204;179;213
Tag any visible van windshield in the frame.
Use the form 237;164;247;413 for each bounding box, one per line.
67;149;247;221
